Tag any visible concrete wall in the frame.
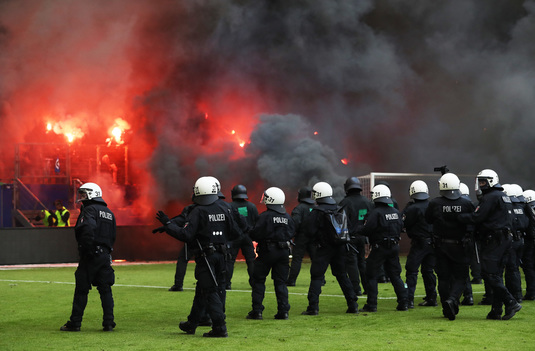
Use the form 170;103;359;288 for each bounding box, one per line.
0;226;410;265
0;226;182;265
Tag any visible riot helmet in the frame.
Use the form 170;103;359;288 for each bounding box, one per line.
409;180;429;200
205;176;224;199
523;189;535;208
476;169;500;192
77;182;103;203
511;184;525;202
261;187;286;213
297;186;315;205
502;184;519;203
312;182;336;205
459;182;470;196
371;184;392;204
231;184;248;200
438;173;461;200
193;176;220;205
344;177;362;193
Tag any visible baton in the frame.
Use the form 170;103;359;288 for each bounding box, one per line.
347;243;359;254
474;241;480;264
196;239;218;287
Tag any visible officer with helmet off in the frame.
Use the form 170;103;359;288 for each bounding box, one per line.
457;169;521;320
301;182;359;315
155;176;234;337
359;184;408;312
60;182;117;332
246;187;294;320
402;180;437;308
425;173;475;320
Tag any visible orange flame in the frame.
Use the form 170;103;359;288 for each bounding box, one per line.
341;158;349;165
107;118;131;146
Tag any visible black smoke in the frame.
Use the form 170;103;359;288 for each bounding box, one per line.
1;0;535;209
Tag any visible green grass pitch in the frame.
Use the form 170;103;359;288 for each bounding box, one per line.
1;259;534;350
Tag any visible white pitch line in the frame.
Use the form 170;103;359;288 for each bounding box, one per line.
1;278;478;300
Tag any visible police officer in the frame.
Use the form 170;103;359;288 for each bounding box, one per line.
153;201;196;292
460;183;482;286
54;199;71;226
425;173;475;320
247;187;294;320
339;177;373;295
502;184;527;303
156;176;234;337
302;182;358;315
287;186;316;286
521;189;535;300
402;180;437;308
359;184;408;312
60;183;116;332
459;182;476;306
458;169;521;320
227;184;259;289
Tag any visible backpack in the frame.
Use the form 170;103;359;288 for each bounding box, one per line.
323;206;350;244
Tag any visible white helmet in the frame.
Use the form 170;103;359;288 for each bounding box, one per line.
261;187;286;213
193;176;220;205
503;184;522;203
312;182;333;199
409;180;429;200
312;182;336;205
78;182;103;202
371;184;392;204
501;184;512;196
459;182;470;196
523;189;535;207
510;184;524;199
204;175;224;199
476;169;500;191
438;173;461;200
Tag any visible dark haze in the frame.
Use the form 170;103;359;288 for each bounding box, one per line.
1;0;534;212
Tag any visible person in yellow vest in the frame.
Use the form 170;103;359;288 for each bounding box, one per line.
34;209;58;226
54;199;71;227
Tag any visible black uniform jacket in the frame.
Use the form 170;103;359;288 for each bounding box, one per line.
250;209;295;243
75;198;116;255
359;203;403;245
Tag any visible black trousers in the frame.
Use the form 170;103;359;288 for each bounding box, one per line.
251;245;290;314
288;233;316;284
187;251;227;333
365;244;408;307
226;235;255;288
434;244;469;306
346;236;367;294
306;244;357;311
69;253;115;328
505;238;524;301
405;240;437;302
522;238;535;297
480;235;516;313
173;244;189;287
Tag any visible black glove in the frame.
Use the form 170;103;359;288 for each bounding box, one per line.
156;210;171;226
152;226;165;234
